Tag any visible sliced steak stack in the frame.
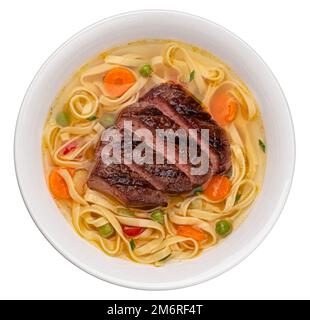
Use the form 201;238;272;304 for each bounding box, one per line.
87;82;231;208
87;145;168;208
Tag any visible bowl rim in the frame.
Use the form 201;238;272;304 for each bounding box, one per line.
14;9;296;290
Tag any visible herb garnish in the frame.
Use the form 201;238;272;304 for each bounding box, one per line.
87;115;97;121
129;239;135;250
189;70;195;82
259;139;266;153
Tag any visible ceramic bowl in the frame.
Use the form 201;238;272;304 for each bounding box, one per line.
14;10;295;290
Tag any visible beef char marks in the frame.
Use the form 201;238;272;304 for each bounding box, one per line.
190;114;231;174
124;126;193;193
141;163;193;193
139;82;231;174
87;82;232;208
88;126;192;208
119;103;180;131
87;139;168;208
117;101;211;186
129;152;193;194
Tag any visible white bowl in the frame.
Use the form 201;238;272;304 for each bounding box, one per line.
14;10;295;290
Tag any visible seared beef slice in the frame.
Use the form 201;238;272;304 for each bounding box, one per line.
87;83;231;208
88;138;168;208
117;102;211;186
140;82;231;174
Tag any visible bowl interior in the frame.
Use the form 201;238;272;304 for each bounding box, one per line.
15;11;295;290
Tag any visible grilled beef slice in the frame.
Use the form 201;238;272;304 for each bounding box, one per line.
91;127;193;195
140;82;231;174
88;140;168;208
117;102;212;186
87;83;231;208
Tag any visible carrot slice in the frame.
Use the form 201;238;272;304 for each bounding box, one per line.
49;168;74;200
210;91;238;126
203;175;232;201
103;67;136;98
177;225;206;241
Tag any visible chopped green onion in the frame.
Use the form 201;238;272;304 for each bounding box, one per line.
159;253;172;262
56;112;70;127
235;193;242;202
189;70;195;82
189;198;203;209
215;220;232;237
259;139;266;153
151;210;164;224
98;223;114;238
87;115;97;121
100;113;115;128
139;64;153;77
117;208;133;216
130;239;135;250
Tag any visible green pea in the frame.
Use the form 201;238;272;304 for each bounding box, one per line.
98;223;114;238
100;113;115;128
117;208;133;216
151;210;164;224
215;220;232;237
56;112;70;127
139;64;153;77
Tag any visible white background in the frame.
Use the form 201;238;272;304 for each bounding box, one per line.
0;0;308;300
